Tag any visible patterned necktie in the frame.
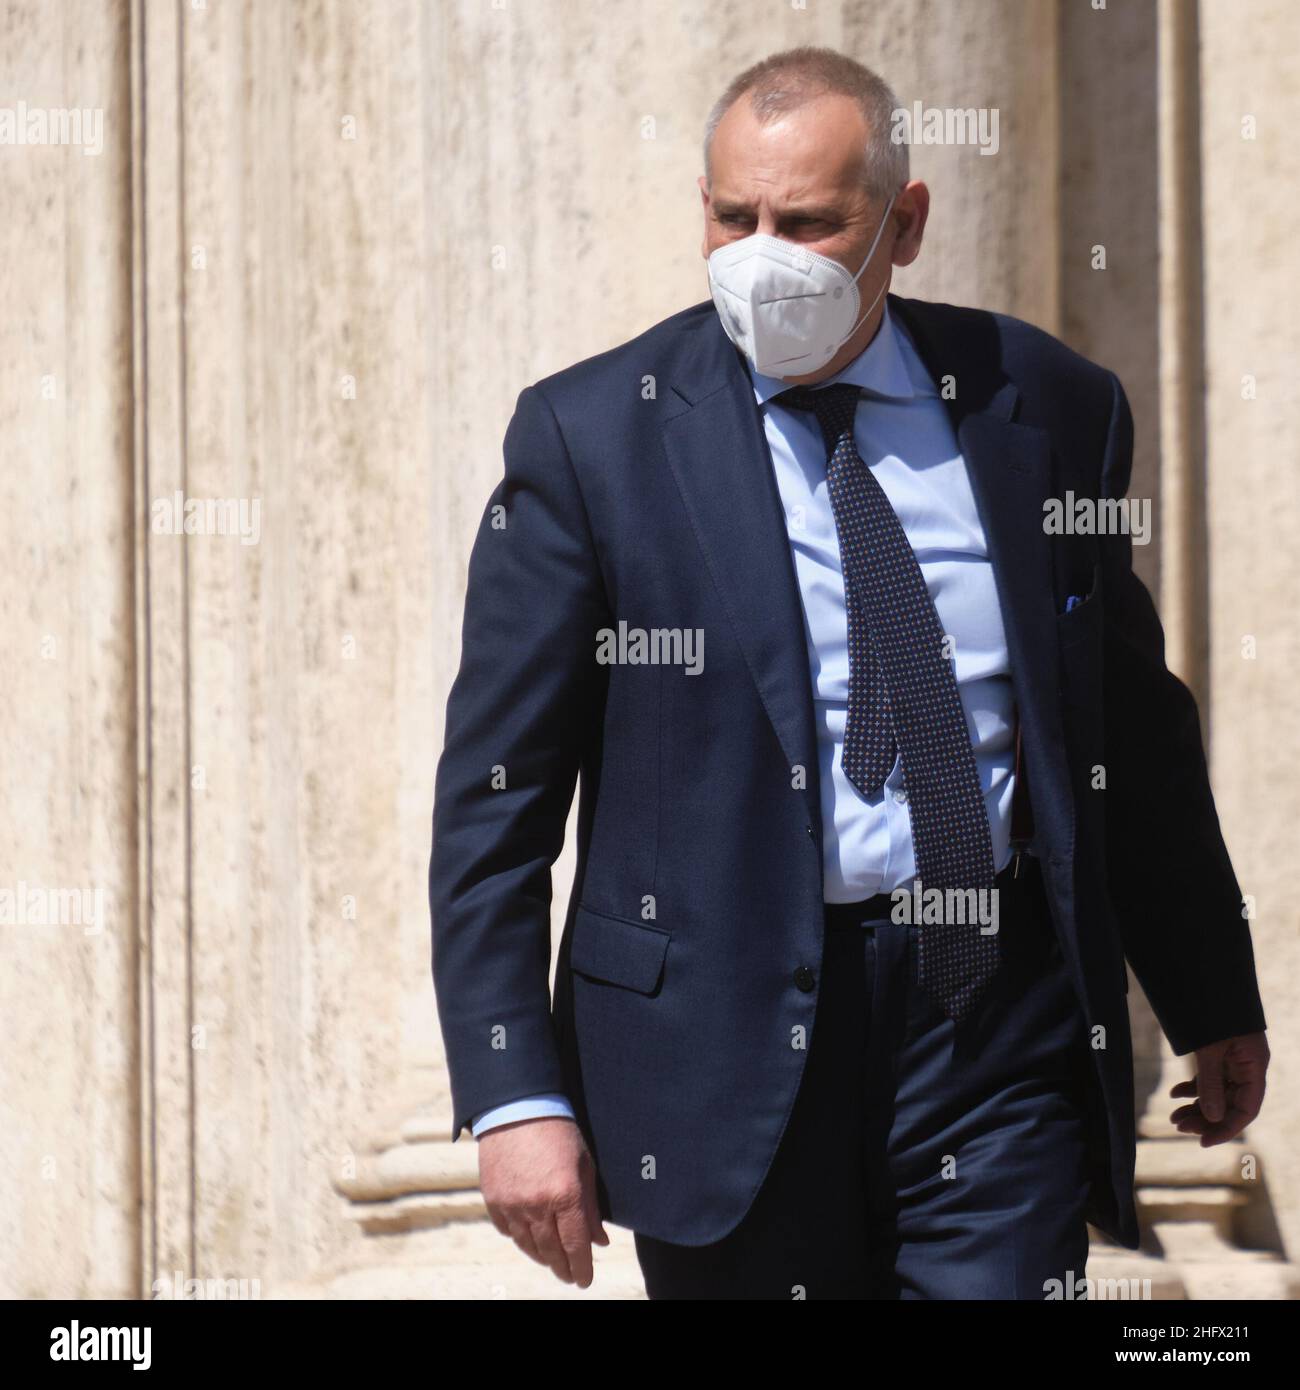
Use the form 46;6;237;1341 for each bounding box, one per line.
778;383;999;1022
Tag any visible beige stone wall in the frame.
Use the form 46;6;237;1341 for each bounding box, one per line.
1;0;1295;1296
0;0;137;1299
1198;0;1300;1261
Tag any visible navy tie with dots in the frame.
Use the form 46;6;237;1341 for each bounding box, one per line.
778;382;999;1022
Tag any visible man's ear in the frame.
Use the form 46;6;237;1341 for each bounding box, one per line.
891;180;930;270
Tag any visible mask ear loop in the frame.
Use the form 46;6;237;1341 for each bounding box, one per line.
838;191;898;346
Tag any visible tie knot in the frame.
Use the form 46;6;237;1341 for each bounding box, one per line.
775;383;862;450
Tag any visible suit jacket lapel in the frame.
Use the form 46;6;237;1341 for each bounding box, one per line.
658;316;823;831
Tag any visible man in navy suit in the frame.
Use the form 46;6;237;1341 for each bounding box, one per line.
430;47;1269;1299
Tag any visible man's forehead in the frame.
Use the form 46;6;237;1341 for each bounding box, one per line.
709;93;873;203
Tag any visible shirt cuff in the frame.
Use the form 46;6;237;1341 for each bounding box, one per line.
470;1093;575;1138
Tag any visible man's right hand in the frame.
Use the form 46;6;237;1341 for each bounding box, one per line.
477;1117;609;1287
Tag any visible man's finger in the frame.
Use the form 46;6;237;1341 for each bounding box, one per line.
1196;1053;1226;1124
1170;1102;1208;1128
1234;1069;1267;1124
529;1210;577;1284
1197;1104;1254;1147
579;1154;610;1248
504;1215;544;1267
554;1198;595;1288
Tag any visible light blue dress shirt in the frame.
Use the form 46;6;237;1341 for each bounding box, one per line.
469;303;1015;1136
754;303;1016;902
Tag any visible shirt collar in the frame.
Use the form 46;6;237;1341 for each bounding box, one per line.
749;301;919;406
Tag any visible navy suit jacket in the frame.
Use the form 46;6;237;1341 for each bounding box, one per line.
430;294;1267;1249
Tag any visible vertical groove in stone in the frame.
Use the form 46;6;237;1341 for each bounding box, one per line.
129;0;152;1301
1157;0;1210;719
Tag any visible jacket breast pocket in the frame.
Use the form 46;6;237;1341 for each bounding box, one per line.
1057;561;1102;650
569;905;670;995
1057;561;1105;760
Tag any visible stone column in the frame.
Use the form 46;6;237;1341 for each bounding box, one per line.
0;0;138;1298
1198;0;1300;1261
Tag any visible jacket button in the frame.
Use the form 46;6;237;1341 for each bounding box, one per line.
793;966;816;993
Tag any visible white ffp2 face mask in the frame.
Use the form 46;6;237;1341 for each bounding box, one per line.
706;193;897;378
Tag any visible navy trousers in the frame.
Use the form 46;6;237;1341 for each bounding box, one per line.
633;859;1095;1299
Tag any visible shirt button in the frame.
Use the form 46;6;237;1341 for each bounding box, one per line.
893;788;908;804
793;966;816;993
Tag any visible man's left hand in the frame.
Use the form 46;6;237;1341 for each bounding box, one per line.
1169;1032;1269;1145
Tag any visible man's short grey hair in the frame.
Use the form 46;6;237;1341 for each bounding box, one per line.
703;46;908;200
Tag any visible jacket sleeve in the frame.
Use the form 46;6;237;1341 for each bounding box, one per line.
430;384;610;1138
1096;371;1266;1055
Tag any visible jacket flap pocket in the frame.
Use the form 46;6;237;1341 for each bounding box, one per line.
570;906;669;994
